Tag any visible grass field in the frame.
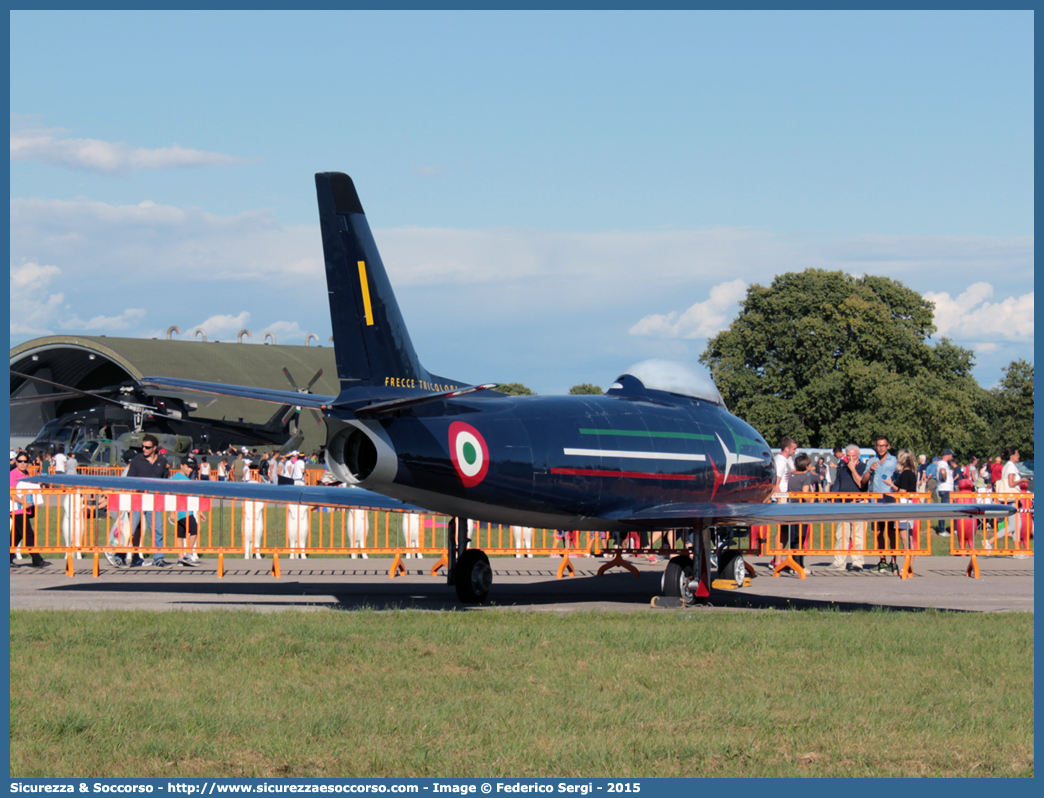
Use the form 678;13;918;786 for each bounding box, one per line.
10;609;1033;778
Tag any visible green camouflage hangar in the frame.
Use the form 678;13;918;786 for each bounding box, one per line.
10;334;339;453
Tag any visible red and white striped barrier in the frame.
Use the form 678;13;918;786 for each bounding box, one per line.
108;493;212;512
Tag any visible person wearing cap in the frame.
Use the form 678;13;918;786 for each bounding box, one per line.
934;449;956;537
171;456;205;566
231;449;246;482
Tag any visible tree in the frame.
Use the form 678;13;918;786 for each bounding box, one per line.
986;360;1034;460
699;269;987;455
495;383;536;396
569;383;603;395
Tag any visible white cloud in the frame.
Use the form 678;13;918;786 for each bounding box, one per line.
9;261;65;337
629;279;747;339
10;121;257;174
185;312;253;341
9;192;1033;392
924;283;1034;341
10;197;321;284
65;308;146;331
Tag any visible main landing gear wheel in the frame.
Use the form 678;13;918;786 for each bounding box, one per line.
661;555;695;606
454;549;492;603
716;549;747;584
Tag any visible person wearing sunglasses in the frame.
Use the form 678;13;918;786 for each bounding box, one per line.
10;452;50;568
114;434;171;567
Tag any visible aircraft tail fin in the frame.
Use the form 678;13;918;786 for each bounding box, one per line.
316;172;443;392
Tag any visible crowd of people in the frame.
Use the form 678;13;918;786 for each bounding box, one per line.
10;435;1033;568
772;435;1031;575
9;439;326;567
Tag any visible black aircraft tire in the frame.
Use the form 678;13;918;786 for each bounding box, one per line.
454;549;493;603
717;549;744;583
661;555;695;606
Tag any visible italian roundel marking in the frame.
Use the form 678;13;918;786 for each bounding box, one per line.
449;421;489;487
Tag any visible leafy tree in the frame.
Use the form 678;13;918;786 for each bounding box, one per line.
496;383;536;396
986;360;1034;460
699;269;987;455
569;383;603;395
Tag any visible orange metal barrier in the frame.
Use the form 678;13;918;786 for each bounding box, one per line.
10;487;597;580
946;491;1033;577
760;492;932;579
14;485;1029;583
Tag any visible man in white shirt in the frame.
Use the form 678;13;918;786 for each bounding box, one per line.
771;436;798;570
934;449;955;537
284;453;309;559
240;451;265;559
52;447;67;474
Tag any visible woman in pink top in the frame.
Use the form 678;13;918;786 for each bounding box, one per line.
10;451;49;567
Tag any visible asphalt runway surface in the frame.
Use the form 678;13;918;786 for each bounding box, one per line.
8;553;1034;613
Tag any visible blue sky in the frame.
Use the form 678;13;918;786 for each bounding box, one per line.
10;10;1034;393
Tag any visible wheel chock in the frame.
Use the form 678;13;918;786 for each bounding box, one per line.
389;552;406;578
217;552;224;579
556;554;575;579
597;552;641;578
711;578;753;590
430;553;448;577
271;553;281;579
650;596;688;609
966;554;980;579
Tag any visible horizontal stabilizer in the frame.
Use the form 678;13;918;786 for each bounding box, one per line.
35;474;426;513
354;384;499;416
613;501;1017;528
141;377;334;408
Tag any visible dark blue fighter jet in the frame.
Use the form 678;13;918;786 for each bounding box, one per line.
40;172;1015;603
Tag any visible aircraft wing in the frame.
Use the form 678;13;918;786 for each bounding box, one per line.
34;474;425;513
140;377;334;408
614;500;1017;528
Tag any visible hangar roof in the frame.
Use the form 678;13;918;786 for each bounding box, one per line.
10;336;339;451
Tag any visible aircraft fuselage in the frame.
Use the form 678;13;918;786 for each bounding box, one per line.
328;390;775;531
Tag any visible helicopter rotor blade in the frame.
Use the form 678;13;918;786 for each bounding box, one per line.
11;371;156;412
12;370;279;448
282;367;301;393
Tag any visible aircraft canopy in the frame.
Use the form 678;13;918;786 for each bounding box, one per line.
615;359;725;406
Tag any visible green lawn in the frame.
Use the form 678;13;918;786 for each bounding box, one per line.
10;609;1033;778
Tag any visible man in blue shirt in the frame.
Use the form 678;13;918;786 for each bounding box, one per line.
862;435;900;573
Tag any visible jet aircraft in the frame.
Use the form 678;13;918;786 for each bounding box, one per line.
39;172;1016;603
